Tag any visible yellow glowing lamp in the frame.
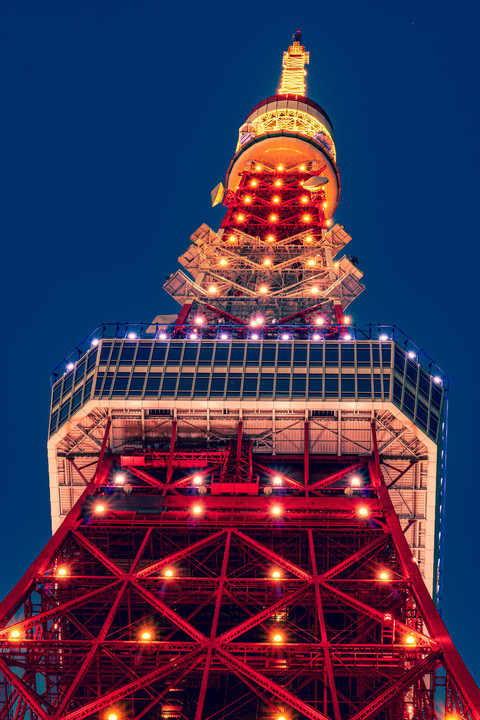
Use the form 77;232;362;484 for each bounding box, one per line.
94;504;105;515
272;570;281;579
228;234;237;243
272;196;280;204
250;179;258;187
192;504;203;516
259;285;269;295
237;214;245;223
269;214;278;222
311;286;319;294
307;258;315;267
277;164;284;172
208;285;217;295
263;258;272;267
277;716;287;720
255;164;262;171
9;629;20;640
273;633;283;643
303;214;311;223
357;506;369;518
271;505;282;516
379;571;390;581
164;568;174;578
300;164;306;171
108;713;118;720
57;566;68;577
304;235;313;243
140;631;151;642
219;258;228;266
300;196;309;204
266;235;275;243
404;634;417;646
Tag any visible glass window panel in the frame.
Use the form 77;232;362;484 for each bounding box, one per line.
71;388;83;412
100;342;112;362
383;376;391;396
109;343;121;362
341;375;355;397
431;386;442;409
293;344;307;364
52;383;62;406
59;401;70;424
357;376;371;396
63;373;73;394
394;348;404;372
357;346;371;365
259;374;274;394
182;343;199;365
135;345;152;363
166;344;183;364
210;375;225;395
275;375;290;395
325;376;339;396
226;374;242;394
177;374;194;396
87;349;98;371
403;387;415;415
243;375;258;395
214;344;230;364
416;403;428;427
145;374;162;395
230;345;245;366
381;346;392;364
75;359;86;380
429;416;438;438
102;373;114;394
372;345;380;366
406;360;417;384
419;370;430;399
162;374;178;395
84;378;93;399
261;345;276;366
246;344;261;365
341;345;355;366
292;375;306;395
119;346;136;364
308;376;323;396
193;374;210;394
393;378;403;403
374;377;382;397
277;346;291;366
129;374;145;395
309;345;323;366
49;411;58;434
198;344;214;364
112;373;129;395
151;345;167;365
325;345;338;366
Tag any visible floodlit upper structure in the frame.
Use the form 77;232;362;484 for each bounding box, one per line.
2;33;479;720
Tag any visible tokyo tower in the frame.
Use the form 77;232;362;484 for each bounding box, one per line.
1;32;479;720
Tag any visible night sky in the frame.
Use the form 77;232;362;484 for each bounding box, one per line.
1;0;479;683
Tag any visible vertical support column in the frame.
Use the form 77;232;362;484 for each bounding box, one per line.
166;420;177;483
304;418;310;487
235;419;243;479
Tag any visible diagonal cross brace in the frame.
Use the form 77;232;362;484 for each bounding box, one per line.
232;528;312;580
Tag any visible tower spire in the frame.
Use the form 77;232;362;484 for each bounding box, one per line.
279;30;310;96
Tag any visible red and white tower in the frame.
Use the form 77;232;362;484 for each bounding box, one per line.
1;33;479;720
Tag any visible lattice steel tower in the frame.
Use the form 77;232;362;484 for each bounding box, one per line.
1;32;479;720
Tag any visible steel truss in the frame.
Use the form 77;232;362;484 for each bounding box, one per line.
1;423;478;720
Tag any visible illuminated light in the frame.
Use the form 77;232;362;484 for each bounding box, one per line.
228;234;237;243
91;338;100;347
277;164;284;171
269;214;278;222
263;258;272;266
107;713;118;720
300;164;306;171
433;376;442;385
350;476;361;487
266;234;275;242
272;570;281;579
140;631;152;642
404;634;417;646
114;472;126;485
250;320;258;328
304;235;313;243
272;196;280;204
256;315;264;324
322;201;328;209
325;219;332;227
379;333;389;342
312;333;321;341
281;333;290;341
334;261;339;268
307;258;315;266
208;285;217;294
57;566;68;577
191;504;203;516
219;257;228;266
277;716;287;720
300;196;309;204
274;179;282;187
189;332;199;340
220;333;229;341
194;316;204;325
250;179;258;187
273;633;283;643
357;506;369;518
9;629;20;640
164;568;174;578
193;474;203;485
271;505;283;517
344;316;351;325
66;362;75;372
237;214;245;222
159;332;167;340
379;571;390;581
255;164;262;171
251;333;259;340
127;332;137;340
244;196;252;204
299;180;305;185
273;475;282;486
259;285;269;294
384;613;393;622
344;333;352;341
310;286;319;294
94;504;105;515
408;351;417;360
303;214;311;223
315;317;324;325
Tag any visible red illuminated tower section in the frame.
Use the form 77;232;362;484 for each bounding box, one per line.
1;34;479;720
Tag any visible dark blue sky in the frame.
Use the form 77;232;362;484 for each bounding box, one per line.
1;0;479;682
